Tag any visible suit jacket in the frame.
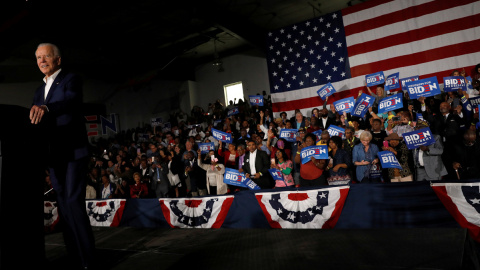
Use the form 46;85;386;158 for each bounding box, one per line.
318;117;334;130
243;150;273;189
416;134;447;180
32;70;88;161
430;113;465;143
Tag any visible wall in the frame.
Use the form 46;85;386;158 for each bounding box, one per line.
192;50;270;110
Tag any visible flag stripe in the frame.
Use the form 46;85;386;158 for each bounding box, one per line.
342;0;397;17
344;0;476;36
350;38;480;76
348;15;480;58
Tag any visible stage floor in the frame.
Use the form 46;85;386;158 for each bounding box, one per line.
44;227;480;270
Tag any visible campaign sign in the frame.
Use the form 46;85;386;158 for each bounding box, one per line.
469;96;480;107
162;122;171;132
198;142;215;154
384;72;400;91
227;107;239;116
279;129;298;142
312;129;323;142
300;145;328;164
223;168;248;188
400;76;419;91
416;112;424;121
466;76;474;90
249;95;264;106
333;97;355;114
327;125;345;138
352;93;375;117
151;117;163;127
405;77;441;99
316;83;336;100
211;128;233;144
378;151;402;169
268;168;287;186
402;127;435;150
365;71;385;87
443;76;467;92
378;93;403;114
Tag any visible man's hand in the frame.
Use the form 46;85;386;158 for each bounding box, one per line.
29;105;47;124
419;145;429;152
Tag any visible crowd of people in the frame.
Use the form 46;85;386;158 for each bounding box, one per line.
43;67;480;200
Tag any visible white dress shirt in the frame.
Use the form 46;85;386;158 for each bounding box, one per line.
43;68;62;100
249;150;257;175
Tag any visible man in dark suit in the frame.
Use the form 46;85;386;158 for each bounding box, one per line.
30;43;95;269
243;140;273;189
318;108;335;130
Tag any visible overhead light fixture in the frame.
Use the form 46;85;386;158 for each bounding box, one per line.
212;38;224;72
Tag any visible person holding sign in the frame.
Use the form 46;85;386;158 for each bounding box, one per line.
271;149;294;188
386;111;414;137
196;148;227;195
326;136;352;186
294;133;328;187
364;81;387;108
243;140;273;189
383;133;412;182
352;131;380;183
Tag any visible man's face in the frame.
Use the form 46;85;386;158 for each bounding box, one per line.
296;113;303;122
321;109;328;118
345;130;353;139
237;147;245;156
440;102;450;114
372;121;381;131
241;129;247;137
248;142;256;153
36;45;61;77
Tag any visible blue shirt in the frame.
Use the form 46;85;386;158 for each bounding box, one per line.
352;143;379;182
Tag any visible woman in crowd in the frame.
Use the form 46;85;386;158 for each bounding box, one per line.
218;141;238;169
196;148;227;195
294;133;328;187
130;172;149;198
326;136;352;185
166;149;184;198
352;131;380;183
307;116;321;133
271;148;294;188
383;133;413;182
267;137;291;160
100;175;115;199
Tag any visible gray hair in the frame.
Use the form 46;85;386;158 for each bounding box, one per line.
36;43;61;58
359;130;372;141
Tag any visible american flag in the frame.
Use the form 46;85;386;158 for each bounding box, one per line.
268;0;480;117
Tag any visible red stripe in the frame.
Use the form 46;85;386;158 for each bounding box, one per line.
211;197;234;229
85;115;97;121
344;0;476;36
255;194;282;228
322;188;349;229
432;186;480;242
341;0;393;16
110;200;126;227
271;65;477;113
159;200;175;228
350;39;480;77
348;14;480;57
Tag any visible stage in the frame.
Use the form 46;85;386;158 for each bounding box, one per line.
45;227;480;270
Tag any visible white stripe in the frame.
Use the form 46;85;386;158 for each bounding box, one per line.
349;27;480;68
271;52;480;107
345;2;480;47
342;0;433;27
444;184;480;226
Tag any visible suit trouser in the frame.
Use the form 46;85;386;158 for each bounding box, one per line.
49;157;95;268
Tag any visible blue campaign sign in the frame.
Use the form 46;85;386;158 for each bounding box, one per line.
151;117;163;127
384;72;400;91
400;76;419;91
352;93;375;117
300;145;328;164
378;151;402;169
249;95;264;106
227;107;239;116
279;129;298;142
327;125;345;138
443;76;467;92
211;128;233;144
416;112;424;121
268;168;288;186
378;93;403;114
405;77;441;99
402;127;436;150
317;83;336;100
243;177;261;190
333;97;355;113
223;168;248;188
198;142;215;154
466;76;474;90
312;129;323;142
469;96;480;107
460;95;473;119
365;71;385;87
